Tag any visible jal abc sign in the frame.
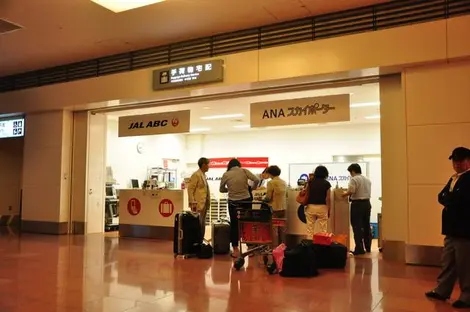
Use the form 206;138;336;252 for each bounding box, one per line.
250;94;351;128
118;110;190;137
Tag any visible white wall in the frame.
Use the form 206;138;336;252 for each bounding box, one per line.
200;123;382;221
106;119;188;189
106;120;382;221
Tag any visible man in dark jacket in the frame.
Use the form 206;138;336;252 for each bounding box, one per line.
425;147;470;309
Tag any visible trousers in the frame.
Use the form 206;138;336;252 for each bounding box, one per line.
350;200;372;252
198;203;209;240
305;204;329;237
228;198;252;248
435;236;470;303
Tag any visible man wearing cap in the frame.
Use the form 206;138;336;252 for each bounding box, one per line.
426;147;470;309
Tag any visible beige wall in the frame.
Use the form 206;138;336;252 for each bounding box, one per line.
21;110;73;233
0;137;24;215
1;15;470;114
404;60;470;247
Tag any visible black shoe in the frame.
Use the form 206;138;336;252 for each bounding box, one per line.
350;250;366;256
452;300;470;309
425;291;449;301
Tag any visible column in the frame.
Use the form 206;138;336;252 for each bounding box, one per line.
379;75;408;262
403;60;470;265
21;110;73;234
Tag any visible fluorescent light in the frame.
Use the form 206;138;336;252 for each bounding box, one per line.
350;102;380;108
91;0;165;13
200;114;244;120
365;115;381;119
233;125;250;129
190;128;211;133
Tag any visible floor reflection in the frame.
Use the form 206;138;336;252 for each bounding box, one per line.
0;232;457;312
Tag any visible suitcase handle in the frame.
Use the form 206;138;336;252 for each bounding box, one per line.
178;228;184;240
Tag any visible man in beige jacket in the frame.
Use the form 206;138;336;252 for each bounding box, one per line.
187;157;210;239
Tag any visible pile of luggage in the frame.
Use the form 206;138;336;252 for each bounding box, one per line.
173;211;231;259
274;234;348;278
173;211;348;278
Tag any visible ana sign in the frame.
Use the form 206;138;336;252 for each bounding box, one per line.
153;59;224;91
118;110;190;137
250;94;350;128
288;162;368;188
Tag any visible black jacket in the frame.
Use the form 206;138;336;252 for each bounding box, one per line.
439;171;470;239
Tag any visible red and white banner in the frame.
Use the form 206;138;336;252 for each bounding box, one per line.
209;157;269;169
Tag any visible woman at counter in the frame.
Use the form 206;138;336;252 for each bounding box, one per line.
264;165;287;217
220;158;260;258
305;165;331;237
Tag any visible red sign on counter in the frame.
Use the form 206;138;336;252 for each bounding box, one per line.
127;198;141;216
159;199;175;218
209;157;269;169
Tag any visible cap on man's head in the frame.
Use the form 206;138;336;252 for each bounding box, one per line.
449;147;470;161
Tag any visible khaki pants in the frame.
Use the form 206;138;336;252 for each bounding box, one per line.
305;204;328;238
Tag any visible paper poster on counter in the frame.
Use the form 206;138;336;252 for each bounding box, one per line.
118;110;190;137
288;162;367;188
250;94;350;128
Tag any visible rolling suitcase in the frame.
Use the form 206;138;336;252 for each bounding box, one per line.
212;220;231;255
173;212;202;258
312;242;348;269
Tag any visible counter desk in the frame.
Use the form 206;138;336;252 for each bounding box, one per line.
285;188;350;250
119;189;188;240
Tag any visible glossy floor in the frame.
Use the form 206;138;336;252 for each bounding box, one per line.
0;229;462;312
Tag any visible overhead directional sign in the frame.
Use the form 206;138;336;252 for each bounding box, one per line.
153;59;224;91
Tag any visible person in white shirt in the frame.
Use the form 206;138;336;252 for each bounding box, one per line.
343;163;372;255
187;157;210;239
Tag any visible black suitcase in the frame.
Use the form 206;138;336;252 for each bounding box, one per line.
312;242;348;269
212;220;231;255
280;242;318;278
173;212;202;258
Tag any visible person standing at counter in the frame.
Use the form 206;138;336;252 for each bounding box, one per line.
305;165;331;237
425;147;470;309
220;158;260;258
265;165;287;217
342;163;372;256
187;157;210;240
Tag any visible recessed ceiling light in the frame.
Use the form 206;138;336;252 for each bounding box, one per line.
190;128;211;133
200;114;244;120
91;0;165;13
203;106;211;110
365;115;381;119
350;102;380;108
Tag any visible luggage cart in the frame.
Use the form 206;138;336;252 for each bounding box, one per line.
233;201;286;273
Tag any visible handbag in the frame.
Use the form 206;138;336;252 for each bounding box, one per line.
296;184;309;205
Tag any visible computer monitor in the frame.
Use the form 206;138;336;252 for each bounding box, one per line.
131;179;139;189
105;185;116;197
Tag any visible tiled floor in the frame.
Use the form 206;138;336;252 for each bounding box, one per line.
0;229;463;312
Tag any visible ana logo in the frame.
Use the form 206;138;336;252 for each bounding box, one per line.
171;118;179;127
